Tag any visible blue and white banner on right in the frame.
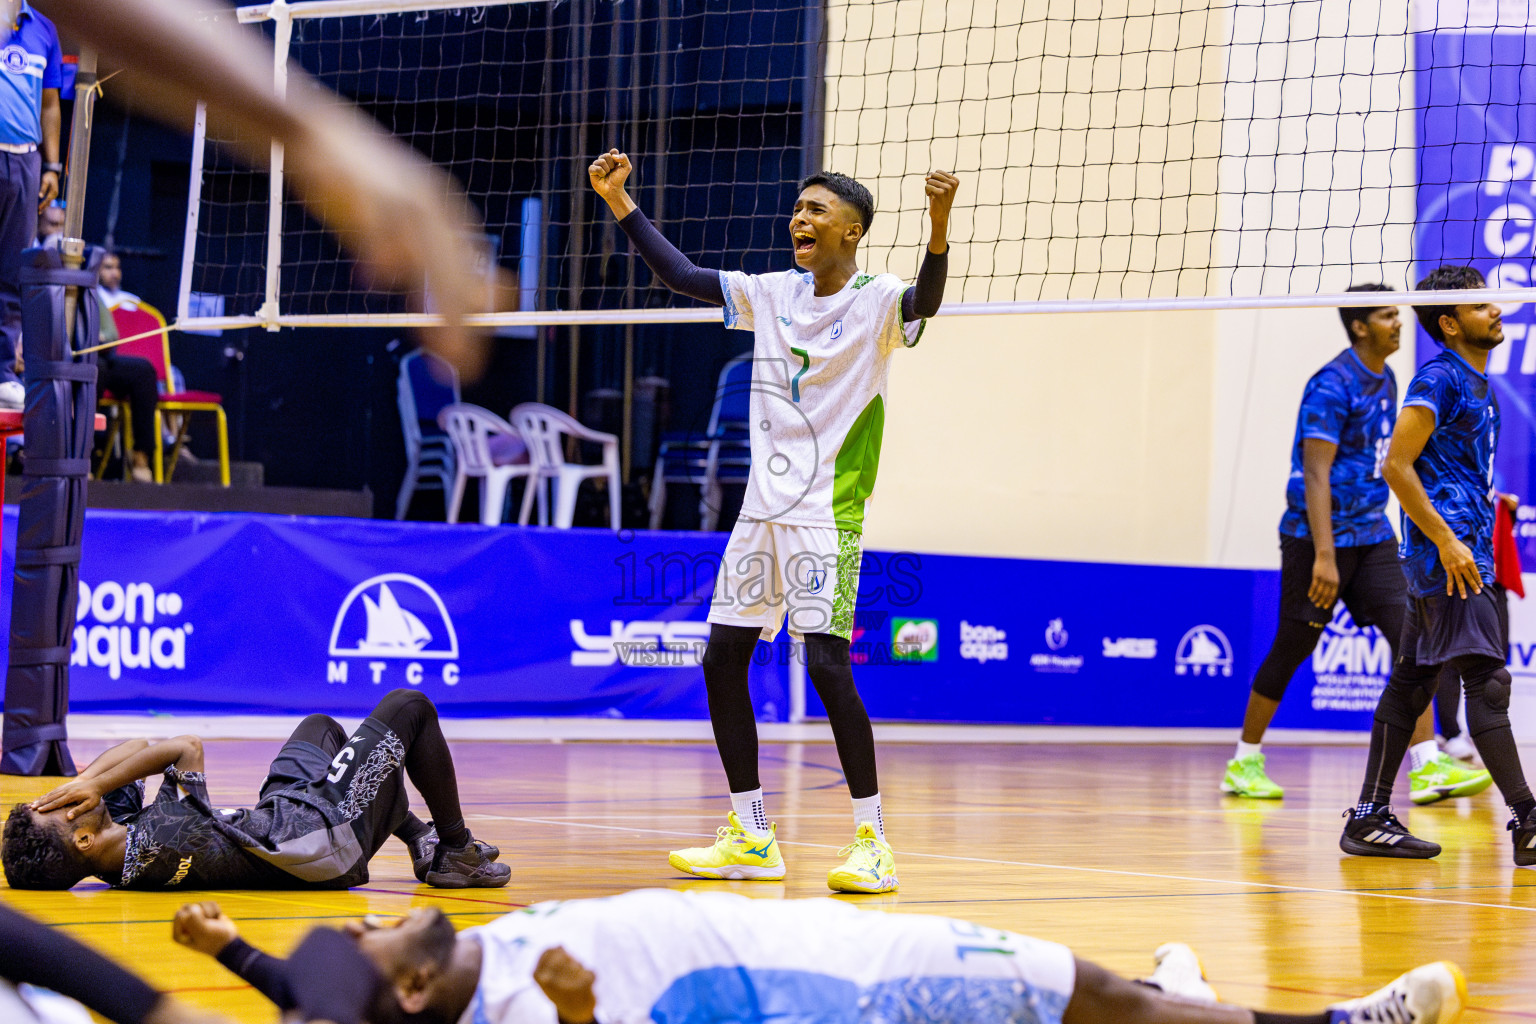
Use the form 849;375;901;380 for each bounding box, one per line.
1414;8;1536;557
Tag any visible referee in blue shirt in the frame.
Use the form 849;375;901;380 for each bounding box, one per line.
0;0;62;411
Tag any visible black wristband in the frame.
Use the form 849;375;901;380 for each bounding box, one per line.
42;162;61;174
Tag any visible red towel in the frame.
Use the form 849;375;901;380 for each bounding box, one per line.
1494;499;1525;597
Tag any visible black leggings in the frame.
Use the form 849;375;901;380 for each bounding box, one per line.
1252;596;1404;703
703;624;880;799
288;697;453;847
1434;664;1463;738
99;352;158;456
1360;654;1532;808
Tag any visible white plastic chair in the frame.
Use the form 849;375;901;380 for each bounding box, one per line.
437;403;534;525
395;351;460;519
509;402;621;529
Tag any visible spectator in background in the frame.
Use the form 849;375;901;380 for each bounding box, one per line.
31;220;159;482
0;0;63;411
92;294;160;482
95;251;141;310
90;250;167;479
34;197;59;243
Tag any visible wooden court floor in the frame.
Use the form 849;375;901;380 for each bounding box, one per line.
3;739;1535;1022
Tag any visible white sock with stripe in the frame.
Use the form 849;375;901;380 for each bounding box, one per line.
852;794;885;842
730;789;770;837
1409;741;1439;772
1234;740;1261;761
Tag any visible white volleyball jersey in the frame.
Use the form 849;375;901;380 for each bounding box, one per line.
719;268;922;533
457;889;1075;1024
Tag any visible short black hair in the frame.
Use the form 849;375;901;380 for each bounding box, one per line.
797;172;874;233
1339;282;1395;336
1414;264;1485;344
2;803;89;890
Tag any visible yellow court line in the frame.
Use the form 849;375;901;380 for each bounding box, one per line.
497;815;1536;915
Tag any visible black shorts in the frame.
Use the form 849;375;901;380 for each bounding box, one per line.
252;718;410;884
1279;533;1406;628
1403;585;1509;666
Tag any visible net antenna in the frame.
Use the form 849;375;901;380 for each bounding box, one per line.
177;0;1536;333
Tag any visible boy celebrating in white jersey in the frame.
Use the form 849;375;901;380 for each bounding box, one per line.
589;149;958;892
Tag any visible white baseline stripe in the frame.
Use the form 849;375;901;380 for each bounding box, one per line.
495;816;1536;915
55;714;1378;746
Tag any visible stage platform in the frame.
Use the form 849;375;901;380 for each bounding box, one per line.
3;473;374;518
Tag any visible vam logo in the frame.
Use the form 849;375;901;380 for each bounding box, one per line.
327;574;459;687
1174;625;1233;677
71;581;193;680
570;620;711;667
1309;606;1390;711
830;318;844;340
891;618;939;662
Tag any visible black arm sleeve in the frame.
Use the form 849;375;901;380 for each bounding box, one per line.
901;248;949;322
615;208;725;305
214;930;382;1024
216;936;295;1011
0;905;163;1024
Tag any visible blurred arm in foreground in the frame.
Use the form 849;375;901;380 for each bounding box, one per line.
37;0;490;378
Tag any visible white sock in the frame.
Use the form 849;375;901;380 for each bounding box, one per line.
730;789;770;837
1235;740;1262;760
1409;740;1440;772
852;794;885;842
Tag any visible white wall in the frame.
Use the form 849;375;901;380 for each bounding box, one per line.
865;309;1213;564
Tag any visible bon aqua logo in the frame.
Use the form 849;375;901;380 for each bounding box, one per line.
71;580;193;680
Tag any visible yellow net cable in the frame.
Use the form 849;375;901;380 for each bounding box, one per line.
74;320;173;357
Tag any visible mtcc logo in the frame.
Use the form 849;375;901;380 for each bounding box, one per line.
1174;625;1233;677
71;580;193;680
327;574;459;686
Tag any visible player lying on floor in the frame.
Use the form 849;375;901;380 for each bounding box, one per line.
2;689;508;891
170;888;1465;1024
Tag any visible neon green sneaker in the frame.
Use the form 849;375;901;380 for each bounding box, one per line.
1220;753;1284;799
827;822;898;894
1410;753;1493;806
667;812;785;880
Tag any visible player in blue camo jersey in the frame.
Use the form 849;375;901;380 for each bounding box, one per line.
1221;285;1489;804
1341;265;1536;865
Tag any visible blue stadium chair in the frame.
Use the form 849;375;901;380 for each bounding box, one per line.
650;355;753;530
395;350;460;520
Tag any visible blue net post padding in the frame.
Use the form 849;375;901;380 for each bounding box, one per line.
1;246;101;776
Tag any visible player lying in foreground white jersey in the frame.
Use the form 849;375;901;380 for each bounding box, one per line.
172;888;1465;1024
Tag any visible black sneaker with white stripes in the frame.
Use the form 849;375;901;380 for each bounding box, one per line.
1339;807;1441;859
1509;811;1536;866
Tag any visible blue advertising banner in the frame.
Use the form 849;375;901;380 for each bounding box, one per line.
810;552;1388;731
0;510;789;719
1415;23;1536;556
0;510;1398;729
